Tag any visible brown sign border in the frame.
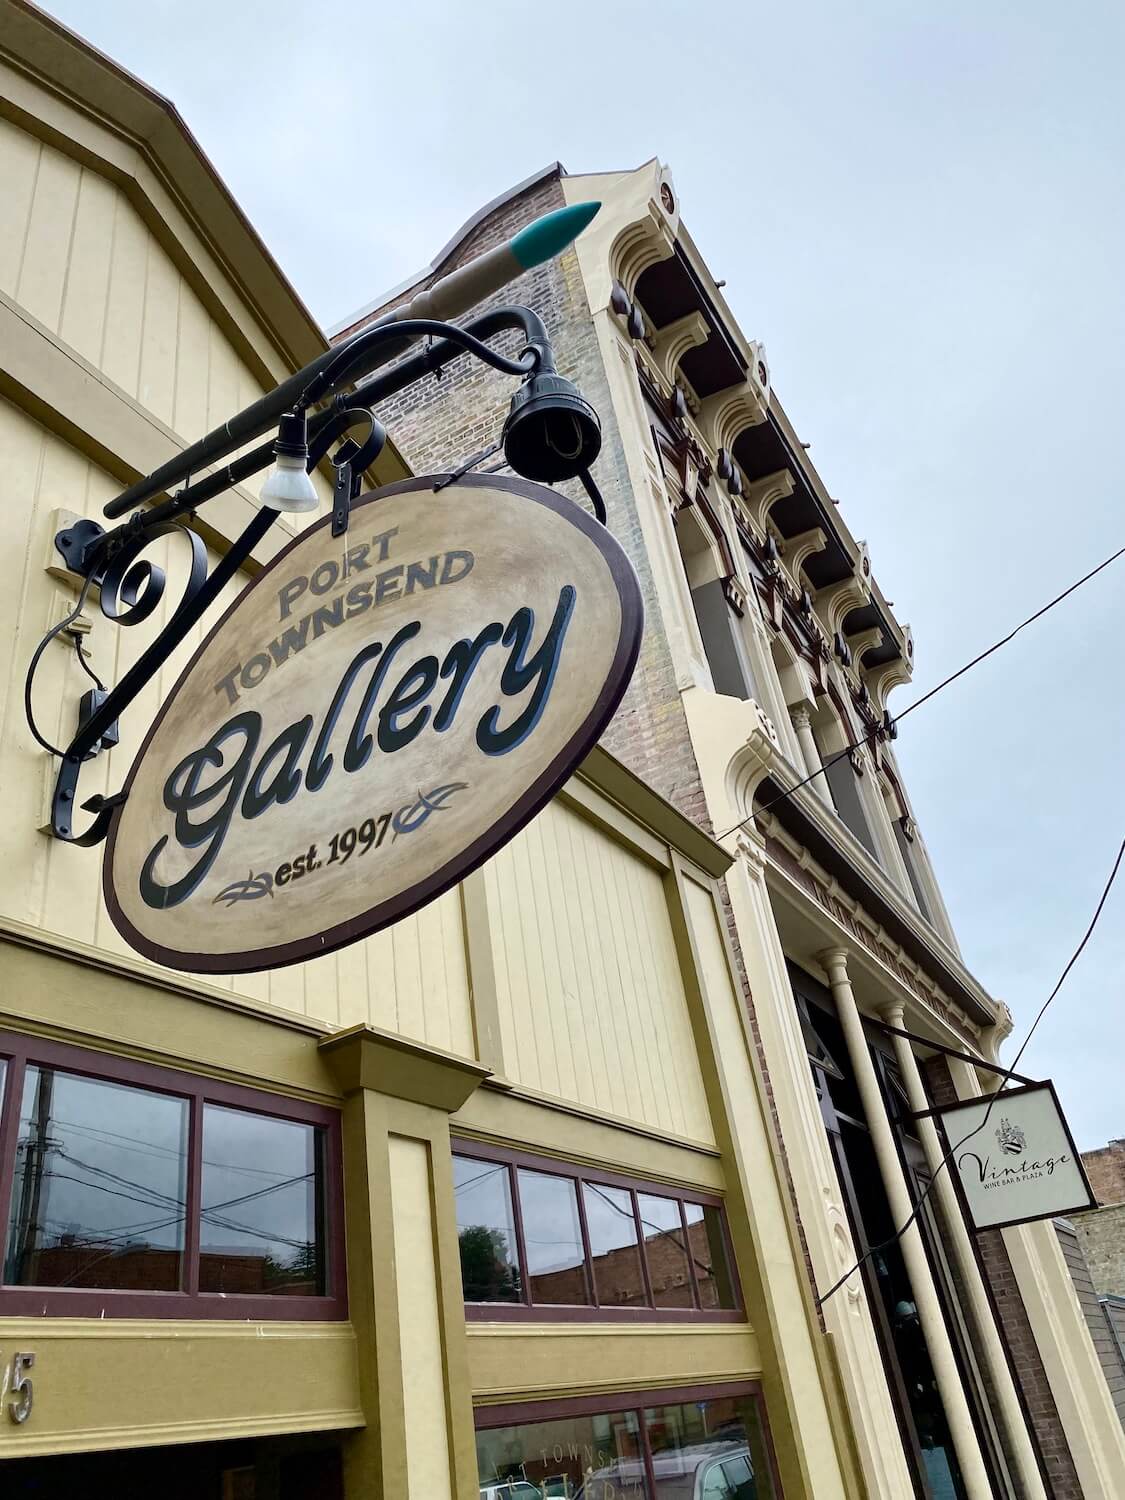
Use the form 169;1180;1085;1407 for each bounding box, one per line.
103;473;644;975
933;1078;1097;1233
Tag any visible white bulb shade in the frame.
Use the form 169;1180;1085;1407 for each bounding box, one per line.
259;454;319;513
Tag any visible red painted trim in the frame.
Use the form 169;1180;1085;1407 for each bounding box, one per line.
473;1378;764;1426
0;1028;346;1321
464;1302;746;1325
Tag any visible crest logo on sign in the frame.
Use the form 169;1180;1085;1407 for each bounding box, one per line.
103;475;643;973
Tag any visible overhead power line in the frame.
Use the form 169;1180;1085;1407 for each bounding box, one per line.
816;827;1125;1308
717;541;1124;841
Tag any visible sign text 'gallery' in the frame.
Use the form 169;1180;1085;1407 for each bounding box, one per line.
104;476;643;973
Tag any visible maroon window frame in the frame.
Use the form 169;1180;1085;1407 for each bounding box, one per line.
473;1380;783;1499
452;1138;743;1323
0;1029;346;1320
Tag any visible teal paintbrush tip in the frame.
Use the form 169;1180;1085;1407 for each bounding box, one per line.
510;202;601;270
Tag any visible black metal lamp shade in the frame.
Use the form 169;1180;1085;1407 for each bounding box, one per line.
502;372;602;483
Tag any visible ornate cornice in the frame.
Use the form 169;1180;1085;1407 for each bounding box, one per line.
609;202;676;298
739;467;795;535
780;526;827;587
697;381;768;455
814;574;870;637
651;310;711;386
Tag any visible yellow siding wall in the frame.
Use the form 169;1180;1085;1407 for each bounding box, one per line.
483;800;715;1144
0;116;260;442
0;114;713;1146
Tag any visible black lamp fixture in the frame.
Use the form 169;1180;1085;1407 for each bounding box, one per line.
502;369;602;484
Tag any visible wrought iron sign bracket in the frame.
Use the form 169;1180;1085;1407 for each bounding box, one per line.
26;301;607;847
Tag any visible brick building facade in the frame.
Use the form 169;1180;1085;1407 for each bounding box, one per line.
334;161;1125;1497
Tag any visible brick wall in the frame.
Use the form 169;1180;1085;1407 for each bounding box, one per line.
1072;1202;1125;1298
1055;1216;1125;1431
1082;1139;1125;1206
925;1057;1081;1497
334;173;702;822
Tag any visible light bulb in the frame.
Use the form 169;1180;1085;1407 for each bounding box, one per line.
260;454;319;513
259;409;320;514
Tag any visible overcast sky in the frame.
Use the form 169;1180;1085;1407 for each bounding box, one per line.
42;0;1124;1149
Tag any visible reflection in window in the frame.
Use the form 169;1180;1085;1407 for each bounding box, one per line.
583;1182;645;1307
4;1066;187;1290
637;1193;693;1307
475;1393;775;1500
517;1169;590;1306
454;1155;521;1303
684;1203;736;1310
645;1395;774;1499
199;1105;324;1296
477;1408;647;1500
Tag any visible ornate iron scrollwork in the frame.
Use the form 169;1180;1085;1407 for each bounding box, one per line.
24;302;606;849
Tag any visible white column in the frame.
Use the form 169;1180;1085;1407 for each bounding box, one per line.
818;948;995;1500
884;1006;1047;1499
789;703;833;806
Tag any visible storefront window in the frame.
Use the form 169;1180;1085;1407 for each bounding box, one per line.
517;1169;591;1306
0;1031;344;1319
684;1203;736;1311
5;1065;188;1291
475;1388;776;1500
637;1193;693;1308
644;1395;775;1499
199;1104;325;1296
477;1406;647;1500
453;1144;740;1320
583;1182;645;1307
454;1155;522;1303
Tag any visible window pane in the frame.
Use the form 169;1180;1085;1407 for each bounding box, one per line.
4;1065;187;1290
454;1155;522;1303
199;1104;324;1296
637;1193;693;1308
644;1395;775;1500
477;1408;648;1500
517;1168;590;1306
583;1183;646;1307
684;1203;737;1310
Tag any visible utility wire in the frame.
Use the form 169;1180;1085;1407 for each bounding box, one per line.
816;827;1125;1308
717;541;1125;841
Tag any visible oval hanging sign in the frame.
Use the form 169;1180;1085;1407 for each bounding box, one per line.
104;475;643;973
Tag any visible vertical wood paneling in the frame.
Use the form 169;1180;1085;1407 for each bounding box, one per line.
0;398;475;1054
0;114;473;1052
0;122;40;296
486;801;714;1143
58;168;116;367
15;140;79;332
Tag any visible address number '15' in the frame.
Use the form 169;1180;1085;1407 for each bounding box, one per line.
4;1352;34;1424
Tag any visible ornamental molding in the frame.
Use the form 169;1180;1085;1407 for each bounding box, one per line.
780;526;827;587
740;467;795;535
651;311;711;386
763;830;982;1047
814;574;869;637
698;381;768;456
846;625;884;659
610;202;676;298
863;654;914;715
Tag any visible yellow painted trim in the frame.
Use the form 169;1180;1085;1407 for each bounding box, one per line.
0;934;342;1103
576;744;730;878
467;1323;762;1404
557;776;670;870
320;1025;489;1112
466;1077;723;1164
